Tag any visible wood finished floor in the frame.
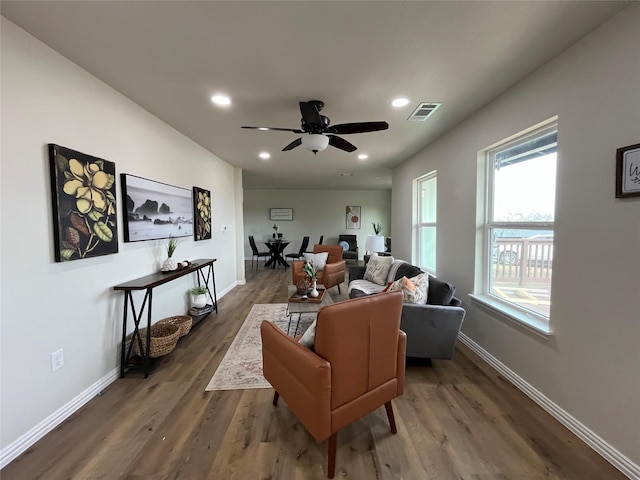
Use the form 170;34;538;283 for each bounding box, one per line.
2;262;625;479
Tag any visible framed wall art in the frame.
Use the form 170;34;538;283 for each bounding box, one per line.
269;208;293;221
193;186;211;241
48;144;118;262
346;206;361;229
121;174;193;242
616;143;640;198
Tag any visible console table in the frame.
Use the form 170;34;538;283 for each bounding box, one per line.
114;258;217;378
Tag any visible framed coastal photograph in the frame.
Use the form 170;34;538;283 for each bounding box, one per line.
616;143;640;198
193;186;211;241
121;174;193;242
48;144;118;262
346;206;361;229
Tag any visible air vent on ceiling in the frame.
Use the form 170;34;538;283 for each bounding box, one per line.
408;102;441;121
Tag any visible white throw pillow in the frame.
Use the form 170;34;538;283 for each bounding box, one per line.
363;255;395;286
298;319;317;349
303;252;329;271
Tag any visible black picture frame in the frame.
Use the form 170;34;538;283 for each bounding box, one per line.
616;143;640;198
269;208;293;221
48;144;118;262
193;186;212;241
121;174;193;242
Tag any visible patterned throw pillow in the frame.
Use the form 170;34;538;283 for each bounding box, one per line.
303;252;329;271
388;273;429;304
363;255;395;286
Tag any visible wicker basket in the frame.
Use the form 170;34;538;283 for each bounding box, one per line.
133;322;180;358
158;315;193;337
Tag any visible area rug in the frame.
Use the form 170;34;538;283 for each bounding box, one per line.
205;303;315;391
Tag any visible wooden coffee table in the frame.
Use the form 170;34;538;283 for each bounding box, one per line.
286;284;333;336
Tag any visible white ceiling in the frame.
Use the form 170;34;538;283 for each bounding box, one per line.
1;1;628;190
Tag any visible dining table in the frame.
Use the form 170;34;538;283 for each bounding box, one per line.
264;239;290;269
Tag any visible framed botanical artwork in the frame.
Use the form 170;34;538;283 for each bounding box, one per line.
269;208;293;221
48;144;118;261
121;174;193;242
346;206;361;229
616;143;640;198
193;186;211;241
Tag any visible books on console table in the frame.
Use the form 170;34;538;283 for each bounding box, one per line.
189;304;214;316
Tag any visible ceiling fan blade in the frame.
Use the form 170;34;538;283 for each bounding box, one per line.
282;138;302;151
299;101;323;129
242;126;303;133
328;121;389;135
328;135;357;152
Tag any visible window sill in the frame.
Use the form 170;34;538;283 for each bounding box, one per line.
468;294;553;339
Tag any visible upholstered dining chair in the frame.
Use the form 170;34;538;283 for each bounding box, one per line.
248;235;269;270
261;291;406;478
285;236;310;262
292;244;345;293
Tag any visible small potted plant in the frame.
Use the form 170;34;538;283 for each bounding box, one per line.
372;222;383;235
303;262;319;298
190;285;208;308
162;236;180;271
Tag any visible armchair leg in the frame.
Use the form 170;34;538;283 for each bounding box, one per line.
273;391;279;406
327;432;337;479
384;401;397;434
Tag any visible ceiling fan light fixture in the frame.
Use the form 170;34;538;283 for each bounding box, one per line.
301;134;329;154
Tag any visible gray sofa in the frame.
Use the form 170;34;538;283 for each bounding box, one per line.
348;260;465;360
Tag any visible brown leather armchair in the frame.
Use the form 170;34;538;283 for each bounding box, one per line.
261;291;406;478
291;244;346;293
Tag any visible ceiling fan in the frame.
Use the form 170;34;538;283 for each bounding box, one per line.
242;100;389;154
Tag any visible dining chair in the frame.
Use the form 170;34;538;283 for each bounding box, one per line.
285;236;309;262
248;235;270;271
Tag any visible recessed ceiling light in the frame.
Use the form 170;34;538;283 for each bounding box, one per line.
358;154;369;160
211;94;231;106
391;97;410;108
258;127;269;131
259;152;271;159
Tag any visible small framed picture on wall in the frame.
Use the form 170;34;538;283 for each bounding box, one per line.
346;206;361;229
616;143;640;198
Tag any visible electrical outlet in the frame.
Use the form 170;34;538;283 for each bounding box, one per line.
51;349;64;372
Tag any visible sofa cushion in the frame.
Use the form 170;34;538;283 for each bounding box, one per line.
364;255;394;285
348;279;386;296
303;252;329;271
388;273;429;304
427;275;456;305
394;262;423;281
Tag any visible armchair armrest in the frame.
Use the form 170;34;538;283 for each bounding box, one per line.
323;259;345;276
260;321;332;441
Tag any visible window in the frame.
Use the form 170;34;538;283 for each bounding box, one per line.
481;121;557;331
414;171;437;274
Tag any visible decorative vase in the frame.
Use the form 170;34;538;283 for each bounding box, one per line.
309;280;319;298
162;257;178;271
191;293;207;308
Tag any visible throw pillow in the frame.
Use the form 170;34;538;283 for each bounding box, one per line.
303;252;329;271
339;240;349;252
363;255;395;286
298;319;317;349
427;275;456;305
388;272;429;304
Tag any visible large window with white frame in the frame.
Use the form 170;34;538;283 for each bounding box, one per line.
483;121;557;328
414;171;437;274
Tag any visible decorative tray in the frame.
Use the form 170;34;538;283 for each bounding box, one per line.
289;288;326;303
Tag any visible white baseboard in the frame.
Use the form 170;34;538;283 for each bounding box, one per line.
458;332;640;480
0;367;120;469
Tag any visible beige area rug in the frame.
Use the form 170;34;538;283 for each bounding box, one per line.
206;303;315;391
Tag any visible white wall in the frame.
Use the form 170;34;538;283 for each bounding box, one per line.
243;189;391;259
0;18;242;457
392;4;640;469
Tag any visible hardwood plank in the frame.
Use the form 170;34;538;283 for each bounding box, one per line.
0;262;626;479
